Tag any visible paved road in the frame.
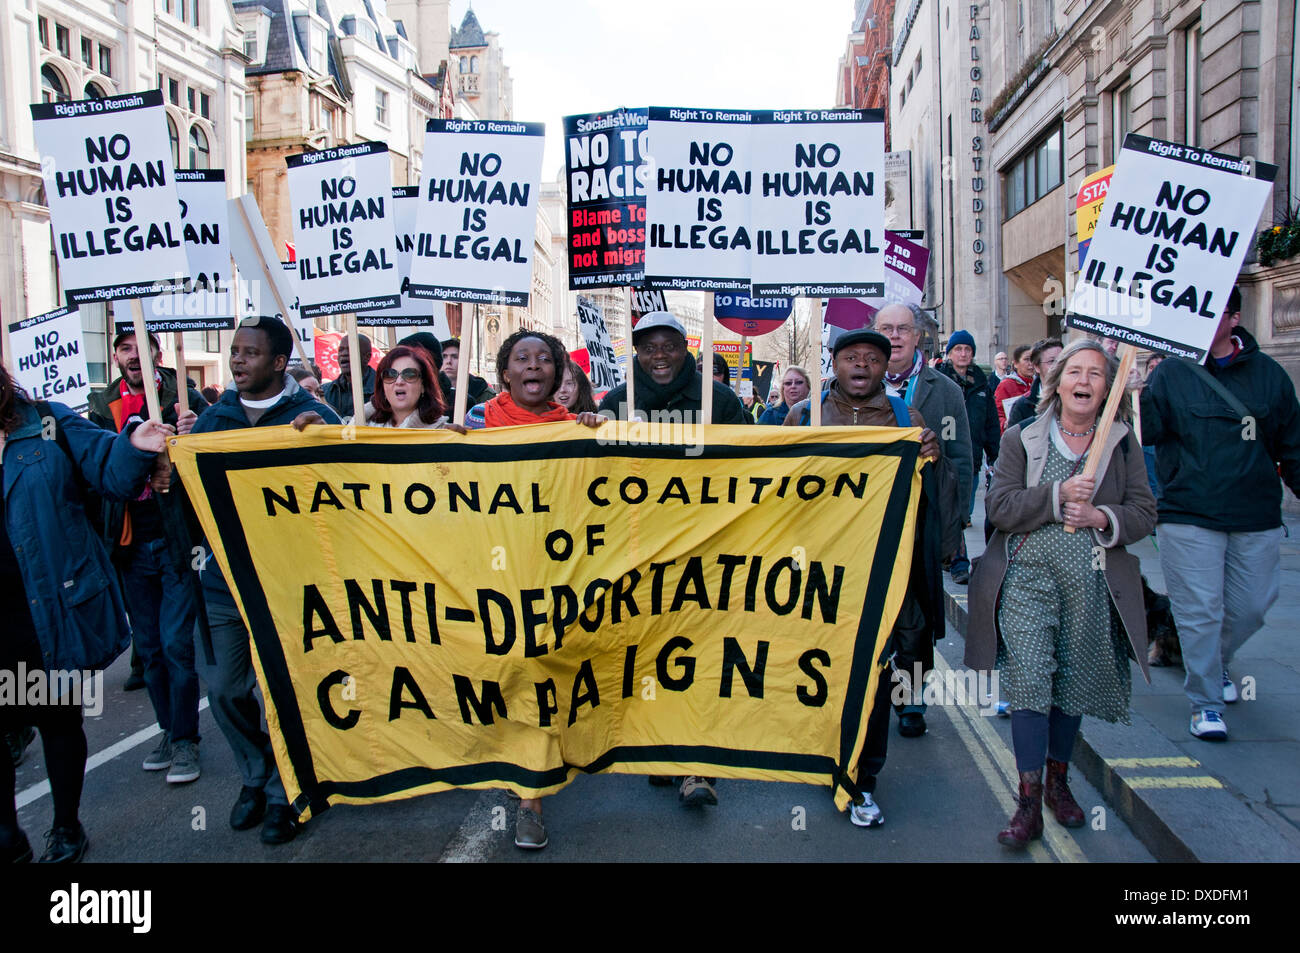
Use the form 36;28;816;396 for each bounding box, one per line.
13;638;1153;863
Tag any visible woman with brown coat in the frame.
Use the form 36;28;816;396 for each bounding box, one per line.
966;339;1156;849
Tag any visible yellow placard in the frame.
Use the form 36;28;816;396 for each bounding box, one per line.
170;422;922;816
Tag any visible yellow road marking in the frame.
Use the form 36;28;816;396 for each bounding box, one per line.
931;653;1088;864
1126;776;1223;789
1107;756;1201;769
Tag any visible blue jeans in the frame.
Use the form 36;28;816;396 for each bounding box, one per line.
121;537;201;743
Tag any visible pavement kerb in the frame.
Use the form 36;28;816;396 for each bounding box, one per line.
941;587;1300;863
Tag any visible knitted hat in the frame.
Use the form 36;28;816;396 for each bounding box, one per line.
946;329;976;357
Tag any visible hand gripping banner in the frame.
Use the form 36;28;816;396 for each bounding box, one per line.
169;423;922;817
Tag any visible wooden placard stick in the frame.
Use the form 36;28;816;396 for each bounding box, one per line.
700;292;715;425
624;287;636;421
809;296;824;427
173;333;189;416
738;335;748;394
1064;342;1137;533
345;315;364;421
232;198;315;370
452;305;474;426
128;299;163;423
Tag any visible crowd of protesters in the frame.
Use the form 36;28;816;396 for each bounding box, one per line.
3;279;1298;862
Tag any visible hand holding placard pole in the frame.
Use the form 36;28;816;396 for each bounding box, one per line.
346;315;364;422
1065;342;1136;533
701;293;715;426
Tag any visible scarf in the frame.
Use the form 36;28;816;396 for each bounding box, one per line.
631;357;697;411
117;376;158;431
885;349;924;389
482;391;575;428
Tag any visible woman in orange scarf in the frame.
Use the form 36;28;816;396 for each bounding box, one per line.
464;330;603;431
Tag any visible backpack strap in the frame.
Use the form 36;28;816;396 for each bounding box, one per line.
886;395;910;427
1173;357;1257;420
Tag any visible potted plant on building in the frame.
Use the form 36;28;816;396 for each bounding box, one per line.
1256;202;1300;266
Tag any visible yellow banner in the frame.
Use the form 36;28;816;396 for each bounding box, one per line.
169;422;922;816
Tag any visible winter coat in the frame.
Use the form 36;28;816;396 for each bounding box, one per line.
2;400;158;671
1139;327;1300;532
993;373;1032;431
322;365;376;420
757;401;791;425
189;375;340;602
597;360;750;424
938;360;1001;469
903;364;974;521
1007;377;1042;429
964;413;1158;681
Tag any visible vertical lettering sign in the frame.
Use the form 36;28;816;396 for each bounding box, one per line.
30;90;189;305
564;108;649;288
8;306;92;412
367;186;452;331
286;141;400;319
575;295;622;390
147;170;235;330
748;109;885;298
1067;135;1275;360
409;119;546;306
970;1;987;275
644;107;755;292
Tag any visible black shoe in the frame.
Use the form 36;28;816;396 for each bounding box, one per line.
1;830;32;863
38;824;88;863
230;786;267;830
951;566;970;585
898;711;928;737
261;805;300;845
123;670;146;692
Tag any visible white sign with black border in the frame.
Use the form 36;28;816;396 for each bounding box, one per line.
8;306;92;412
146;169;235;330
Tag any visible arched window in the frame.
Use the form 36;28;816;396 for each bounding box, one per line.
470;56;478;73
188;125;210;170
167;114;180;167
84;81;107;99
459;57;467;73
40;64;69;103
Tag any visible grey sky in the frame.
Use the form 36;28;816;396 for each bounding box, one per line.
452;1;856;178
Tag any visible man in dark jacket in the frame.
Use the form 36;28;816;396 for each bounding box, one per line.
938;329;1000;579
1140;286;1300;742
322;333;376;419
88;330;208;785
598;311;750;426
440;337;496;409
190;316;340;844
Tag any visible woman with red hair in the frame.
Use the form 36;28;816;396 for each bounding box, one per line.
363;345;447;429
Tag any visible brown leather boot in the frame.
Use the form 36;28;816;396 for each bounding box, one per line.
997;770;1043;848
1044;758;1086;828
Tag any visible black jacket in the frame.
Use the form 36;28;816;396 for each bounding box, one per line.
597;361;750;424
937;360;1000;468
322;365;376;419
1140;327;1300;532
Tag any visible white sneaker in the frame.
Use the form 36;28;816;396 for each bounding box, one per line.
850;794;884;827
1222;671;1239;704
1189;710;1228;741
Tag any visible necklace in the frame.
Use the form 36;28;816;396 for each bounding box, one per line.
1059;420;1097;438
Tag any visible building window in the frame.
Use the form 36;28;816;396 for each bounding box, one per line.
82;306;109;385
177;0;200;28
169;78;180;105
1045;0;1055;33
245;93;255;139
81;37;94;68
167;114;180;167
1003;123;1063;219
310;26;327;73
376;88;389;125
56;23;70;59
38;17;49;48
200;93;210;119
1184;24;1201;148
84;81;107;99
41;65;70;104
323;103;336;139
470;56;478;72
189;125;210;169
459;57;467;73
99;44;112;77
244;31;259;63
188;87;197;113
1016;1;1025;63
1111;83;1131;162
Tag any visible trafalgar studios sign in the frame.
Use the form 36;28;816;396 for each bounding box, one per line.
1068;135;1274;361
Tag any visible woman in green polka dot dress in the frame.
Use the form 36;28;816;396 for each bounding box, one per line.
965;339;1157;850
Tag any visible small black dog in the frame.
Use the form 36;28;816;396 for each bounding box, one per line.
1144;577;1182;667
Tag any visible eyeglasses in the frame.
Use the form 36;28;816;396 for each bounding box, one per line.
382;368;421;383
875;324;915;337
639;342;684;357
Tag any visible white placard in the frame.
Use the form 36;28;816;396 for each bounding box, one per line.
364;185;454;330
748;109;885;298
408;119;546;305
227;194;311;349
286;141;401;319
31;90;189;305
146;170;235;330
1067;134;1275;360
644;108;754;292
576;295;622;391
7;306;92;412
